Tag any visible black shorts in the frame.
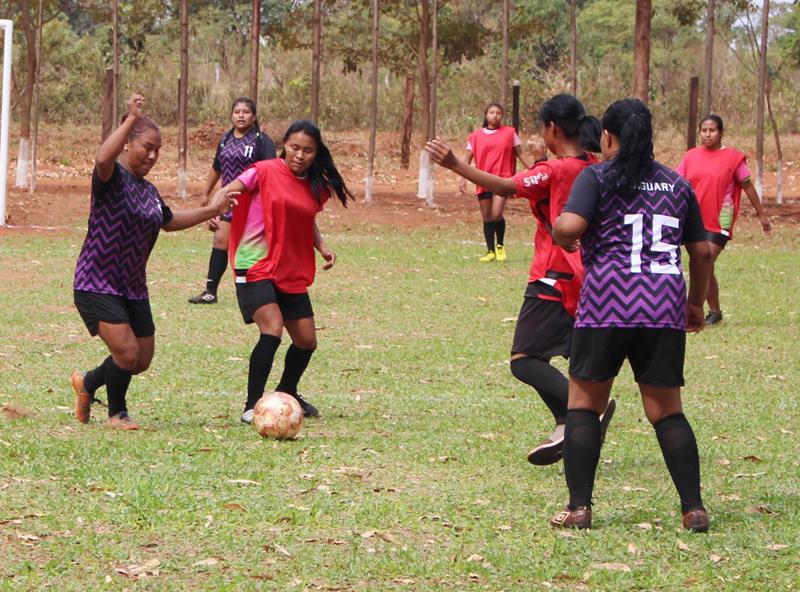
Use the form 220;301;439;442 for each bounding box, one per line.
707;231;730;248
235;278;314;324
511;283;574;360
219;212;233;223
569;327;686;387
73;290;155;338
477;191;493;201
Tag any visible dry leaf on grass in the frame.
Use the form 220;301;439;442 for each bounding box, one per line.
627;543;638;555
223;503;246;512
192;557;219;567
745;505;775;515
115;558;161;579
734;472;767;478
592;562;631;572
709;554;724;563
393;578;415;585
767;544;789;551
742;455;763;462
635;523;653;530
676;539;690;551
263;543;292;557
1;404;29;419
466;554;484;562
17;533;40;542
227;479;260;486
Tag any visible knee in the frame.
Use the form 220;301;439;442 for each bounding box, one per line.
114;346;140;372
132;355;152;375
212;234;228;250
293;337;317;350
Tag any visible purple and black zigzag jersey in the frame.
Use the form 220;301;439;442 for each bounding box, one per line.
212;127;276;185
74;163;173;300
563;161;706;330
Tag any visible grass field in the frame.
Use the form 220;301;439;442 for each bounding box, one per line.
1;209;798;591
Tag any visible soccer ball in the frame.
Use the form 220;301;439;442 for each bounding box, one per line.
252;391;304;440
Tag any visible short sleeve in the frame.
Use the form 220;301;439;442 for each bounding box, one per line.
512;162;553;202
159;198;174;228
91;162;120;198
682;190;707;243
256;133;277;161
562;167;601;221
733;159;751;185
675;157;686;178
513;133;522;147
212;141;223;172
237;166;259;192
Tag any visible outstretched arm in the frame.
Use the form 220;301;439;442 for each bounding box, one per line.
95;93;144;182
164;183;242;232
515;145;532;170
425;139;517;197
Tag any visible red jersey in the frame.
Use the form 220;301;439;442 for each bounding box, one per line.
676;146;747;237
467;126;519;194
229;159;329;293
512;154;598;316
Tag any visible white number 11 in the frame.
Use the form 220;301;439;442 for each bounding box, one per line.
623;214;679;275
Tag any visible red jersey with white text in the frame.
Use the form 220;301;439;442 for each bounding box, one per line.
512;154;598;316
467;126;520;194
229;159;329;293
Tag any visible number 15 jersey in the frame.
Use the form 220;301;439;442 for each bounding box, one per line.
563;161;706;330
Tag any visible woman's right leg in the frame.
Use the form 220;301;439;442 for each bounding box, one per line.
92;322;141;424
245;303;284;413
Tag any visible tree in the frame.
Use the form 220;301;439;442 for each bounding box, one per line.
249;0;259;102
755;0;769;197
633;0;652;103
311;0;321;122
365;0;379;204
569;0;578;95
13;0;36;189
177;0;188;198
702;0;716;114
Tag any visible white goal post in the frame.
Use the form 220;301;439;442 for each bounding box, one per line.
0;20;13;226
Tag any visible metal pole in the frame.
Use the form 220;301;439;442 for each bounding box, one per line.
0;20;14;226
512;80;520;133
687;76;699;150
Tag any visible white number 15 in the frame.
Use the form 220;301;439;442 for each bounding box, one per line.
623;214;679;275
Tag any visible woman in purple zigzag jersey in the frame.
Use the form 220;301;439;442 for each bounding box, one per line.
551;99;713;532
188;97;276;305
70;93;236;430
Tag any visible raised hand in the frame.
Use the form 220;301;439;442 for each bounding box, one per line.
425;139;459;170
127;93;145;119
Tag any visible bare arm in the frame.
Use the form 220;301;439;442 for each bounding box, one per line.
201;168;222;206
95;94;143;182
553;212;588;249
425;139;517;197
314;221;336;270
515;144;532;170
165;181;242;232
741;178;771;234
684;240;712;333
458;149;473;193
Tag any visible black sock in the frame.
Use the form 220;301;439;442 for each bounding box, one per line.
83;356;113;395
205;248;228;294
105;358;133;417
510;357;568;423
246;333;281;410
483;222;496;252
563;409;601;509
654;413;704;513
276;345;315;395
496;218;506;246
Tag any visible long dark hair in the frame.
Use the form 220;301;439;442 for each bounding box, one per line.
602;98;654;197
539;94;601;153
699;113;724;133
281;120;353;207
120;113;159;142
482;102;504;128
229;96;260;134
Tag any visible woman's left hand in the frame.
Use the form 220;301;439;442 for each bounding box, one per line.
209;190;239;216
320;247;336;270
760;214;771;235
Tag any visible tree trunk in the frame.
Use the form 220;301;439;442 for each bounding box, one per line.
249;0;259;102
632;0;651;104
365;0;379;204
569;0;577;95
14;0;35;189
311;0;322;122
501;0;509;107
417;0;431;142
702;0;716;115
400;74;415;170
765;80;782;204
112;0;119;126
29;0;43;193
101;68;114;141
177;0;189;198
754;0;769;198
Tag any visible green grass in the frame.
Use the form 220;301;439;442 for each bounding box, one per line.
1;214;798;591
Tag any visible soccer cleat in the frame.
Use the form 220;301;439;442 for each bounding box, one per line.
550;505;592;530
704;311;723;325
292;393;320;418
106;412;140;430
527;424;565;465
479;251;496;263
682;508;709;533
71;371;91;424
599;398;617;446
495;244;507;261
188;290;218;304
240;409;254;424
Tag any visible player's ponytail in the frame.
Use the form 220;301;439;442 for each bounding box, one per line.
281;120;353;207
539;94;601;153
602;99;654;197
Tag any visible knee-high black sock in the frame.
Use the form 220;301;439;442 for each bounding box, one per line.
105;359;133;417
205;248;228;294
83;356;113;395
276;345;315;395
483;222;496;252
563;409;602;509
246;334;281;410
654;413;704;513
496;218;506;246
510;357;568;424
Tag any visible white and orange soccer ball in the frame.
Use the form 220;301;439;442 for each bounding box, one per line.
252;391;304;440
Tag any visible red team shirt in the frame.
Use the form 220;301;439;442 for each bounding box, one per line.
229;159;329;293
511;155;598;316
676;146;748;237
467;126;520;194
